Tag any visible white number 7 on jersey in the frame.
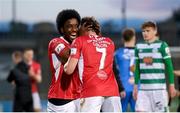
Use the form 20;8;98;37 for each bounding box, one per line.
96;47;106;70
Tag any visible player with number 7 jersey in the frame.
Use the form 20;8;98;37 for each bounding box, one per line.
64;17;121;112
71;35;119;97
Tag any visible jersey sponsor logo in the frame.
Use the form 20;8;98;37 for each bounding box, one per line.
71;48;77;55
87;36;110;48
55;43;65;54
143;57;153;65
97;70;108;80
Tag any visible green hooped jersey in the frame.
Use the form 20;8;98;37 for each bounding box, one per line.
135;39;174;90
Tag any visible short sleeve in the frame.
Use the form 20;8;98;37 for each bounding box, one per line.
49;38;69;57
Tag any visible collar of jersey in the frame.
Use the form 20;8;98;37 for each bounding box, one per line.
145;38;160;45
59;36;70;44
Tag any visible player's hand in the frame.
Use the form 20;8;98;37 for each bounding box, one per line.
130;65;135;72
128;76;135;85
120;91;126;98
78;22;92;36
177;91;180;97
174;70;180;77
28;67;35;77
133;85;138;100
169;84;177;98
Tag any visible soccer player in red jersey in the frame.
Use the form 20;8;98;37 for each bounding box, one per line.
64;17;122;112
23;48;42;112
47;9;82;112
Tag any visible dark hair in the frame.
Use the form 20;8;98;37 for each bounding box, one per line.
56;9;81;34
81;17;101;35
12;51;22;59
122;28;135;42
141;21;157;29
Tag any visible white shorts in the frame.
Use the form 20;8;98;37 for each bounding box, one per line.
32;92;42;110
80;96;122;112
135;90;169;112
47;99;80;112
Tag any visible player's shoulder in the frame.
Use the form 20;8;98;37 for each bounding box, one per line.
115;47;123;52
76;35;87;40
49;37;59;45
73;35;89;44
72;36;84;44
153;39;169;49
32;60;40;66
135;40;147;49
104;36;112;41
115;47;124;55
158;40;168;45
49;37;64;43
49;37;68;46
101;36;114;46
136;40;146;45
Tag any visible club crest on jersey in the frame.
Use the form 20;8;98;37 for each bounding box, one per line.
97;70;108;80
71;48;77;55
55;44;65;54
143;57;153;65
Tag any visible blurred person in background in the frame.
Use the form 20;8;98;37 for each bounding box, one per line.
114;28;136;112
133;21;177;112
47;9;83;112
173;70;180;112
23;48;42;112
64;16;122;112
7;50;33;112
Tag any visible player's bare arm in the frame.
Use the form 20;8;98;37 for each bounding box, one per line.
64;57;78;75
169;84;177;98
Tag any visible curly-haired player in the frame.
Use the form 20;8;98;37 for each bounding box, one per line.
47;9;82;112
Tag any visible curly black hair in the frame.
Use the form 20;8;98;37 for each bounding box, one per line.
56;9;81;34
81;17;101;35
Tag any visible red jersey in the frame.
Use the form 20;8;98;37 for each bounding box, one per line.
70;35;119;98
30;61;41;93
48;37;81;99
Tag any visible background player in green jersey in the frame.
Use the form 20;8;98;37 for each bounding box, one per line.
133;21;177;112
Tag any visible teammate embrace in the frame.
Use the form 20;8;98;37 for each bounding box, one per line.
47;9;177;112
